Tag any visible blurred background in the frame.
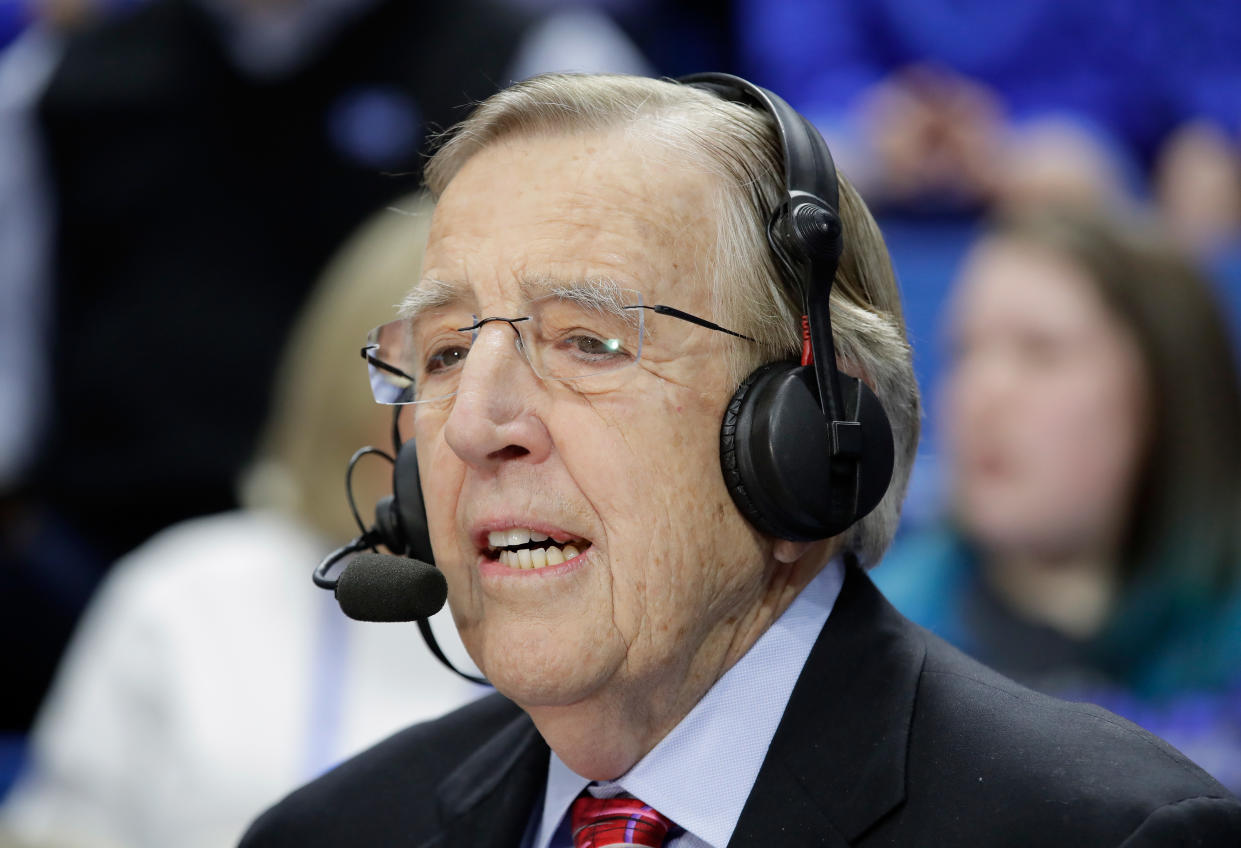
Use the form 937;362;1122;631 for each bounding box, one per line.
0;0;1238;844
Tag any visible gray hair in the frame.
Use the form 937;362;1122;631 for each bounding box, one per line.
424;73;921;567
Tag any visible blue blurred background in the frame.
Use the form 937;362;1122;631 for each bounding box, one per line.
0;0;1238;843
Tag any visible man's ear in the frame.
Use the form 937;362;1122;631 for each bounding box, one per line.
773;539;813;563
773;537;843;565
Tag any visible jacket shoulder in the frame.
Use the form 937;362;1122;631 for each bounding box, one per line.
240;693;524;847
896;630;1241;842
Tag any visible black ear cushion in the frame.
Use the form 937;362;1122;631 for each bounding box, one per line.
392;438;435;565
721;360;802;539
848;377;896;526
722;361;896;542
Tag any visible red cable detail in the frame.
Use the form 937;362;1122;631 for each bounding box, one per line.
800;314;813;366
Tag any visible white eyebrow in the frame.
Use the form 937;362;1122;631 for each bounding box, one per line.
519;274;642;328
398;277;469;320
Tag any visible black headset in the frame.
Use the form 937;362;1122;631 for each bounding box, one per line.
687;72;895;542
317;73;895;678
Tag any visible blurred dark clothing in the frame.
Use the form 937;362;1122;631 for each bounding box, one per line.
0;499;103;738
30;0;531;561
5;0;535;731
617;0;734;78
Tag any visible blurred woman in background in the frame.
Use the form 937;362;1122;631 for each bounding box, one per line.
0;194;486;848
876;206;1241;791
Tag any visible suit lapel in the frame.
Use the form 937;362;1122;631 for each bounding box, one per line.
731;564;926;845
420;707;550;848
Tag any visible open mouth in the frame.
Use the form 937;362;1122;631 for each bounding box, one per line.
485;527;592;570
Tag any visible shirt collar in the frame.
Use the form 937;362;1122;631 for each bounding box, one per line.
532;558;845;848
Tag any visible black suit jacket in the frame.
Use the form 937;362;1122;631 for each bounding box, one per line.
242;565;1241;846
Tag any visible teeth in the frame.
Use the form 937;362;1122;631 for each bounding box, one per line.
494;543;587;570
485;527;590;570
488;528;550;548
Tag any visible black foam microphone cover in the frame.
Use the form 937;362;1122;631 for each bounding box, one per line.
335;553;448;622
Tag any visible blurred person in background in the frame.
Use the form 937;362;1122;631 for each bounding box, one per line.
0;0;646;737
0;0;143;788
735;0;1241;254
875;205;1241;792
0;194;488;848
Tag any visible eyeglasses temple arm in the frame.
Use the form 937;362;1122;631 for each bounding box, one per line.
360;346;417;382
626;304;756;342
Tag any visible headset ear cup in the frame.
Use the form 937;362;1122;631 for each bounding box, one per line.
722;362;895;542
392;437;435;565
723;360;838;540
721;361;795;538
847;376;895;525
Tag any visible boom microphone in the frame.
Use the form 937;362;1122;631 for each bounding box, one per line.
335;553;448;622
315;417;488;685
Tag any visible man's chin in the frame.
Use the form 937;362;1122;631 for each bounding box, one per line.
479;646;621;712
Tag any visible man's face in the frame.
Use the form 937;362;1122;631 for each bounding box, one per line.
412;130;772;716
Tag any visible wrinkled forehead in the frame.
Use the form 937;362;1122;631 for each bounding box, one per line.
399;273;640;321
412;129;721;318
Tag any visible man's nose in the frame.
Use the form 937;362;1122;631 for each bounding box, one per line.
442;323;552;469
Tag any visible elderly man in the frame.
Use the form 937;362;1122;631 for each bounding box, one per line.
242;73;1240;847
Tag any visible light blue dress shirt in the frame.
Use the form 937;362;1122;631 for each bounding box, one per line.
524;558;846;848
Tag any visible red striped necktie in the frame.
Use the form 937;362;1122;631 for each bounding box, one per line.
570;795;674;848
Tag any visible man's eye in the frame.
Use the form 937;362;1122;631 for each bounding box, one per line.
425;345;469;374
565;334;625;358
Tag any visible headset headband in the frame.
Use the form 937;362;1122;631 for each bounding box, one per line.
677;72;852;448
